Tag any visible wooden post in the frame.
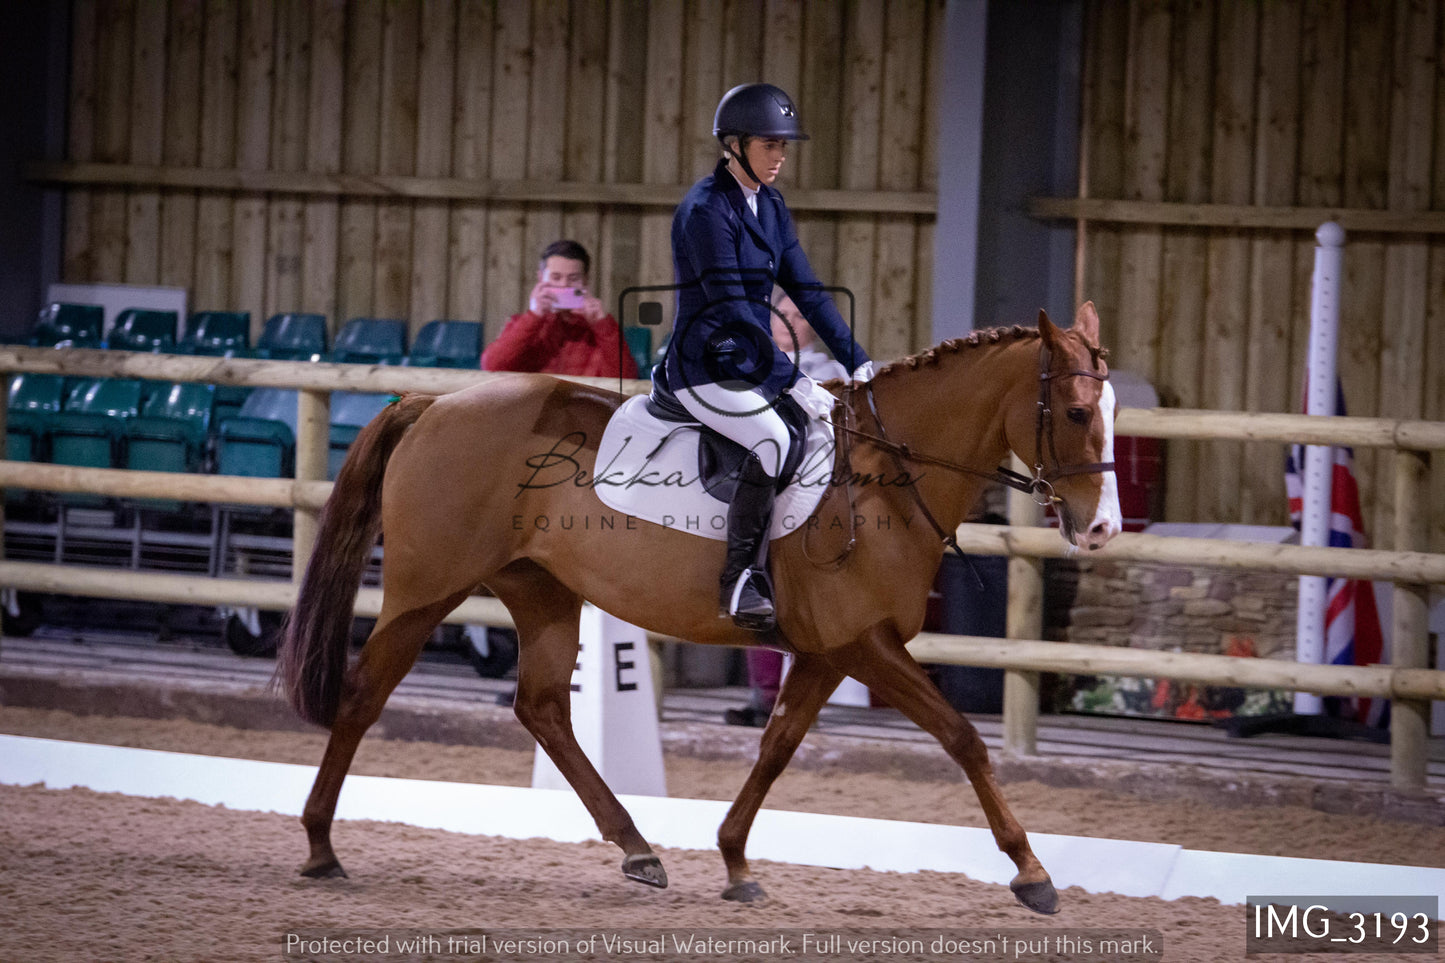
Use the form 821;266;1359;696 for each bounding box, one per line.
293;389;330;582
1391;448;1430;792
1004;455;1043;755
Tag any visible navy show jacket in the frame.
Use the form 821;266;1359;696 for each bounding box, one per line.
661;159;869;400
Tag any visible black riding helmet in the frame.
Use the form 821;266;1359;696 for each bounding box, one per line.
713;83;808;186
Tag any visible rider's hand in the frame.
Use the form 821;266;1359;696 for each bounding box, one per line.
788;375;837;420
851;361;876;384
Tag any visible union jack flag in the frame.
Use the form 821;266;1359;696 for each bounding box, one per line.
1285;379;1389;727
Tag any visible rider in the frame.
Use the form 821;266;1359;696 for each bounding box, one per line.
662;83;874;631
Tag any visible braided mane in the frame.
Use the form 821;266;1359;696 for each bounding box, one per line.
876;325;1041;378
875;323;1110;378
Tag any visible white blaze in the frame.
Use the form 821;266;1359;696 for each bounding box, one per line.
1083;382;1123;549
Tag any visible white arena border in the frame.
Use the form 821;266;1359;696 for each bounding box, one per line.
3;735;1441;914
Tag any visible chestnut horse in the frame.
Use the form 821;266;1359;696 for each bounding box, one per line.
276;302;1120;915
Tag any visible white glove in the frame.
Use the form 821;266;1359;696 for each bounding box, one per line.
788;375;837;420
851;361;876;383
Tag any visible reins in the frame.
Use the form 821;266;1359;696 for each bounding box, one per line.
815;339;1116;566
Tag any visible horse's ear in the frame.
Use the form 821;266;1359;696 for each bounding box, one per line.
1073;301;1100;342
1037;309;1062;348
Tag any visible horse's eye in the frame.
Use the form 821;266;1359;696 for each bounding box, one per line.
1066;406;1090;426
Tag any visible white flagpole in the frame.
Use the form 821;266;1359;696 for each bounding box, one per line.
1293;222;1345;715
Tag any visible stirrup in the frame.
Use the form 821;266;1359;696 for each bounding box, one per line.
720;569;775;631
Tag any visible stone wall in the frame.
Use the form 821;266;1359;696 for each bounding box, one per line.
1045;558;1299;719
1057;559;1298;658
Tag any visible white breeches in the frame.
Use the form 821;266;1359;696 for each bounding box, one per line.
675;382;789;479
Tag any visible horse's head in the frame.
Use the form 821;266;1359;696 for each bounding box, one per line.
1005;302;1122;551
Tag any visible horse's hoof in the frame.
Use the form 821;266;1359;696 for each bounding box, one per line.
722;880;767;903
1010;876;1060;915
621;853;668;888
299;856;348;879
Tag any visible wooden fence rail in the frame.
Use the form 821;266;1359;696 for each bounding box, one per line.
0;348;1439;789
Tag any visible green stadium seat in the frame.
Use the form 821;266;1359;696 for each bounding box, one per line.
106;309;179;353
62;378;145;418
408;320;482;368
623;326;652;379
47;379;143;510
215;388;297;480
30;303;104;348
9;373;65;417
181;311;251;356
332;318;407;366
255;313;328;361
124;383;215;511
6;374;65;505
212;392;296;574
327;392;391;479
8;372;66;456
212;385;253;426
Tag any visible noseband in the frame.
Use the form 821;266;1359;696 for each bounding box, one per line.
823;340;1116;564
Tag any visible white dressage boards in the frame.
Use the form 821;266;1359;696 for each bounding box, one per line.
2;734;1442;913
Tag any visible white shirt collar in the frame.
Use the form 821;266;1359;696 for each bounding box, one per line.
740;181;759;216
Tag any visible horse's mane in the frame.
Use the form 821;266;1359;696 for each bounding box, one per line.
875;324;1108;378
876;325;1039;377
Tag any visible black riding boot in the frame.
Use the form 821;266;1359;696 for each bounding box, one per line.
719;454;777;631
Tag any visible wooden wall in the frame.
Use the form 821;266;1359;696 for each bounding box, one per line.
1074;0;1445;551
55;0;943;364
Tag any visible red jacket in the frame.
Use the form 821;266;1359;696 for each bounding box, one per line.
481;310;639;379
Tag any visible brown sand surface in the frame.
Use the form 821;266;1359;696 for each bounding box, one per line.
0;707;1438;963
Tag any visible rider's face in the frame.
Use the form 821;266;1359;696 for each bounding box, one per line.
745;138;788;185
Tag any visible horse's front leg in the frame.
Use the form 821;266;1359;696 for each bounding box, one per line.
717;651;844;902
494;562;666;889
833;625;1059;915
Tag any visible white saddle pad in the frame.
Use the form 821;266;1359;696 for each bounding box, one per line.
592;395;835;541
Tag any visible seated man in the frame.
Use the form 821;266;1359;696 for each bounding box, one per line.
481;239;639;378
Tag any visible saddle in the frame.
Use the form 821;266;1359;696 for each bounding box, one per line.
591;381;835;543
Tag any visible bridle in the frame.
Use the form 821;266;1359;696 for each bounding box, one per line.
811;339;1115;566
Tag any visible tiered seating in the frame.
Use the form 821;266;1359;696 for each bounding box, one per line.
5;306;504;563
408;320;482;368
332;318;407;366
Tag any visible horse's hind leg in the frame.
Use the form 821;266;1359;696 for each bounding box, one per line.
832;627;1059;915
299;594;467;878
492;560;666;889
716;652;843;902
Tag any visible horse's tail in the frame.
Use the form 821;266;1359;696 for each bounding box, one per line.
274;392;437;727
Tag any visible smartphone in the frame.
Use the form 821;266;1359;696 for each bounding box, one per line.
550;286;587;311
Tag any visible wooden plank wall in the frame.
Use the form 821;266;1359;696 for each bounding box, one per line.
59;0;942;365
1079;0;1445;551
